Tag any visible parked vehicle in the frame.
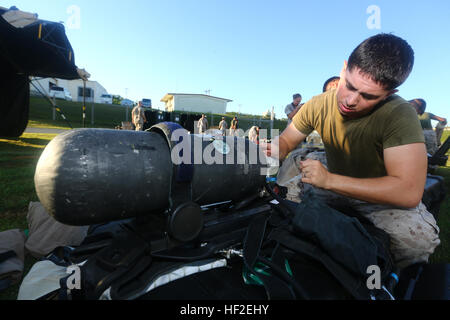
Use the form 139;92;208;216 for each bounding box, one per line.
142;98;152;108
100;94;113;104
120;99;134;107
64;89;72;101
49;86;72;101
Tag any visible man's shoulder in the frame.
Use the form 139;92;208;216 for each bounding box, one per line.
300;90;336;115
376;95;415;117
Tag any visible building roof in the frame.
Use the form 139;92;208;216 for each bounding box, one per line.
161;93;233;103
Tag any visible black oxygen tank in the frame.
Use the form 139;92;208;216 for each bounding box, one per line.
34;123;267;227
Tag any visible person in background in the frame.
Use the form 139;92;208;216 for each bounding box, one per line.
131;101;147;131
323;76;340;93
219;117;228;136
262;33;440;269
248;125;260;144
230;116;239;136
197;114;209;134
409;99;447;153
285;93;302;126
304;77;341;145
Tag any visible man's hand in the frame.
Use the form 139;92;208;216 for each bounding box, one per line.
313;143;427;208
261;124;308;161
260;138;280;159
300;159;331;189
288;105;302;120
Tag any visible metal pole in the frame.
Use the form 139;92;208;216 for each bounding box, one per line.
91;101;94;125
125;88;129;122
83;80;86;128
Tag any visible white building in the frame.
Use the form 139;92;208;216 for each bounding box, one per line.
30;77;109;104
161;93;232;114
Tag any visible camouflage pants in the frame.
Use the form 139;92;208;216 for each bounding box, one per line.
135;122;144;131
435;127;444;147
277;149;440;269
311;188;441;269
423;129;438;155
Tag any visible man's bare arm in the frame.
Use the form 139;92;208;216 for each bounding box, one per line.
301;143;427;208
261;122;307;160
430;114;447;124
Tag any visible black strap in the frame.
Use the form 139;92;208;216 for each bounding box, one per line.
403;265;424;300
269;228;370;300
0;250;16;263
243;214;296;300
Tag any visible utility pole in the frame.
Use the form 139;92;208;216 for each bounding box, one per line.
82;80;86;127
125;88;129;122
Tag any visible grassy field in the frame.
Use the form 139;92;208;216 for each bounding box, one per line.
0;118;448;299
28;96;131;129
0;132;57;300
27;96;289;133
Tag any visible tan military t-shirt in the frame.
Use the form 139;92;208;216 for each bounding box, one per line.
292;89;425;178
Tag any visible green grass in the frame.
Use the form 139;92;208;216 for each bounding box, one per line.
27;96;289;133
0;133;56;216
0;132;57;300
28;96;132;129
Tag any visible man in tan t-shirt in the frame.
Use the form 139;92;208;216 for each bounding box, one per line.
262;34;440;269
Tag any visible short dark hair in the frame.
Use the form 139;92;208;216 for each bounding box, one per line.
293;93;302;100
409;98;427;113
323;76;340;93
347;33;414;90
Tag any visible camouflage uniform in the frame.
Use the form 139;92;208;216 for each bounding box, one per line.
435;122;446;147
311;188;441;269
305;130;323;146
277;148;440;269
277;148;327;203
132;106;146;131
423;129;438;155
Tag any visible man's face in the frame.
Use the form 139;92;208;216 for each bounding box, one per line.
336;62;397;119
411;102;422;115
293;97;302;105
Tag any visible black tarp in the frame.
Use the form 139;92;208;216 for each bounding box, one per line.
0;9;80;136
143;110;171;131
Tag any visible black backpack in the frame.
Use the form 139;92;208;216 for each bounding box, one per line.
241;187;399;300
54;187;399;300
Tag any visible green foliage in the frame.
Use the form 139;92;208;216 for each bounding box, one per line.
112;95;123;105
